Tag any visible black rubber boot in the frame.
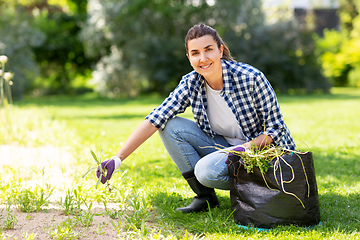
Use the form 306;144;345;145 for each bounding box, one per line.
176;170;220;213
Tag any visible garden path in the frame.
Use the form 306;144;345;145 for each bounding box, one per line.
0;145;121;239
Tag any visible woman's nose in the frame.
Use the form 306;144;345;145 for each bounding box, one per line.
200;52;207;62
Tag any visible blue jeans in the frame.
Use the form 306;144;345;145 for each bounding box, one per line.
158;117;244;190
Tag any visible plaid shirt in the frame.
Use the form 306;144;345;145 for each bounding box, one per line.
146;60;296;150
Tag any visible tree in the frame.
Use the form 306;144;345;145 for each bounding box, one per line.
31;0;97;94
316;0;360;87
82;0;329;96
0;3;45;99
0;0;97;98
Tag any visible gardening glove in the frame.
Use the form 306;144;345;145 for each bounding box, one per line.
225;145;247;164
96;156;121;184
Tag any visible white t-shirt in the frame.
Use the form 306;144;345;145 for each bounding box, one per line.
205;83;246;146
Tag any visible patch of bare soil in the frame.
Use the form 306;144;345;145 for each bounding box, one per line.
0;145;122;239
1;207;119;239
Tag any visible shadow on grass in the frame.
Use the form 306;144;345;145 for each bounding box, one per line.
66;113;148;120
19;88;360;108
319;192;360;231
19;94;163;107
312;148;360;185
149;190;360;236
147;147;360;235
278;88;360;104
149;191;239;235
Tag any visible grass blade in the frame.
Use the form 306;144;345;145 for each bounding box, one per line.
90;150;98;163
82;167;97;178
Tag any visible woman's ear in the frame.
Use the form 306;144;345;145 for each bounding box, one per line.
220;45;224;58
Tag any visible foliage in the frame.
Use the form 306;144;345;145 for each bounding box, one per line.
47;217;83;239
0;205;18;230
227;145;286;174
338;0;358;33
124;191;151;233
58;189;83;215
1;0;332;97
30;0;96;95
218;2;329;93
82;0;328;96
229;19;331;93
315;0;360;87
80;0;200;96
73;201;95;227
0;0;95;98
0;5;45;100
11;184;54;213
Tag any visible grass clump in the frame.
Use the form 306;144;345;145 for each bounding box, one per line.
47;218;83;240
0;204;18;230
11;184;53;213
58;189;83;215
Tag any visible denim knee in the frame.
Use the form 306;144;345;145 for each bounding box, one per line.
194;152;231;190
194;164;212;188
194;160;224;188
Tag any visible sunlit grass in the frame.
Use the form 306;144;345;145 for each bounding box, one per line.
0;88;359;239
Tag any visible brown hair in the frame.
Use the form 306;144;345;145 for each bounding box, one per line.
185;23;235;62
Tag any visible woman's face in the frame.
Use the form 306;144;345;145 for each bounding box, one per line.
187;35;223;84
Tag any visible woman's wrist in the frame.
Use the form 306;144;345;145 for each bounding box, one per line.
110;156;122;169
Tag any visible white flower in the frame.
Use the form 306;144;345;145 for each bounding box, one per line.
4;72;13;81
0;55;8;64
0;70;2;76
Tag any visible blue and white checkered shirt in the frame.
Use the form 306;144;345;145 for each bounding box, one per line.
146;60;296;150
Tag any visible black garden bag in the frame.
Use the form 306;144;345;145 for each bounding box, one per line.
227;151;320;229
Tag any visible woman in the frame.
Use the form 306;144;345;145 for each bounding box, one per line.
97;23;296;214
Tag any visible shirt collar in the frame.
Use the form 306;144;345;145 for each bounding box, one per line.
194;72;205;92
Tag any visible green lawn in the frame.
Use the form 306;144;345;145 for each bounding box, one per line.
0;88;359;239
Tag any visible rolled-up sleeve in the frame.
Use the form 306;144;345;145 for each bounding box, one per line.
145;79;190;130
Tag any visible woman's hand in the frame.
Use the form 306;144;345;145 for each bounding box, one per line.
96;156;121;184
243;134;273;149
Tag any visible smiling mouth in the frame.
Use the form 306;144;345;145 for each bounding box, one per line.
200;63;212;69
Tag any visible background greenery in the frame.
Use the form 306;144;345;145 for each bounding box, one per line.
2;0;360;99
316;0;360;88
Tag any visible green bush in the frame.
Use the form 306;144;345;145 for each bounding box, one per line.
31;1;96;95
315;0;360;88
0;1;95;98
82;0;329;96
0;7;45;100
228;20;331;94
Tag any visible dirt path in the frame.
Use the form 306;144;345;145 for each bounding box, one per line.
1;207;119;239
0;145;122;239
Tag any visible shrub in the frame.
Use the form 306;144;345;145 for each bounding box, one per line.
0;7;45;100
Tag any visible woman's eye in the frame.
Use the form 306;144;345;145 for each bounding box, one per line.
206;48;213;52
192;52;199;56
